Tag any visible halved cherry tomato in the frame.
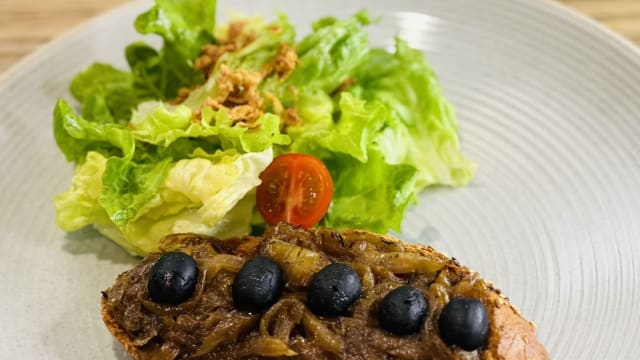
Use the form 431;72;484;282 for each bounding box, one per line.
256;153;333;228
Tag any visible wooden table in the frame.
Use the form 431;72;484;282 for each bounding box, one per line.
1;0;638;74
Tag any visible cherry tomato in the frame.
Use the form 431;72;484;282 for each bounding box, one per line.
256;153;333;228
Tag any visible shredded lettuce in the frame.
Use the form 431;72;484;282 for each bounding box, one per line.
53;0;475;255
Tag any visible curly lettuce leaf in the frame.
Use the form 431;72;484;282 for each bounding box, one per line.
129;0;215;99
67;0;217;124
99;157;173;226
53;99;135;162
352;38;475;189
287;92;412;232
262;11;370;105
56;149;272;255
69;63;137;123
54;95;288;233
134;0;216;54
284;38;475;233
54;152;112;231
290;92;385;162
128;104;290;151
287;11;369;93
222;14;295;72
324;151;417;233
181;15;296;111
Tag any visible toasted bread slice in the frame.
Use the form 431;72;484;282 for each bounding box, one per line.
102;223;548;359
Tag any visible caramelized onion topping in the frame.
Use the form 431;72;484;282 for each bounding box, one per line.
103;223;495;360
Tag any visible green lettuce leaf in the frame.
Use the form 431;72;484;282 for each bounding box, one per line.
263;11;370;104
67;0;217;125
128;104;290;151
56;149;273;255
352;38;476;189
282;38;475;233
53;99;135;162
129;0;216;99
222;14;295;72
54;152;113;231
55;97;288;228
290;92;385;162
99;157;173;226
287;92;413;232
323;151;417;233
180;15;296;111
81;94;116;125
69;63;137;123
288;11;369;93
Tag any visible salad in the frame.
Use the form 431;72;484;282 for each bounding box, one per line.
54;0;475;256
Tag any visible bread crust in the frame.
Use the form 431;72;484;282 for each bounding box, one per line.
102;293;144;360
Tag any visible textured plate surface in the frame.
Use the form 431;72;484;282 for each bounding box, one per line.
1;0;639;358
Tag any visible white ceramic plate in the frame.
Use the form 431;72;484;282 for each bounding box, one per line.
2;0;639;358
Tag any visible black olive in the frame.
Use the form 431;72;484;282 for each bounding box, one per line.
148;252;199;305
438;297;489;351
232;256;284;312
378;286;428;335
307;263;361;317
